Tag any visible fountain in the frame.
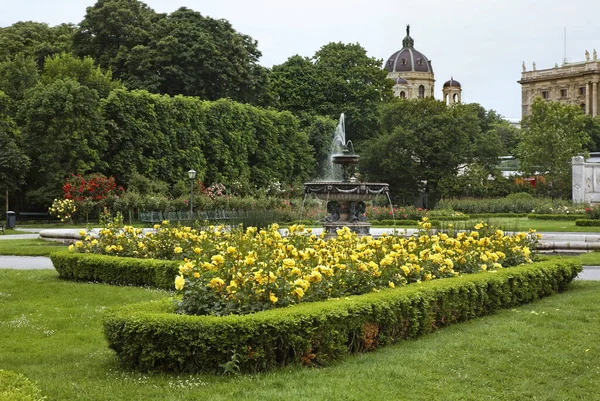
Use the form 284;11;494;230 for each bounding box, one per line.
304;114;389;236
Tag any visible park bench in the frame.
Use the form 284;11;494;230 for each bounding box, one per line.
18;212;58;224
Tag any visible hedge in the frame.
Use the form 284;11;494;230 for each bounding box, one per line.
528;213;585;220
0;370;45;401
575;219;600;226
469;213;528;218
50;251;179;290
103;259;581;374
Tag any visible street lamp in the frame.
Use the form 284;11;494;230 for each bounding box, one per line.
187;169;196;218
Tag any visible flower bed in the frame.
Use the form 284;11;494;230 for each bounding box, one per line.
66;217;539;316
103;259;581;374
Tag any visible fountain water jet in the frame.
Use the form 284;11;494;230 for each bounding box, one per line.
304;113;389;237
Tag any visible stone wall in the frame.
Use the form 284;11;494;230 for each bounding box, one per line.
572;155;600;203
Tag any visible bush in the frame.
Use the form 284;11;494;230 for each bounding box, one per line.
50;251;179;290
0;370;46;401
436;197;585;215
575;219;600;226
584;204;600;219
528;214;585;220
103;259;581;374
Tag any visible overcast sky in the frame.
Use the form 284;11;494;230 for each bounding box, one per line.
2;0;599;119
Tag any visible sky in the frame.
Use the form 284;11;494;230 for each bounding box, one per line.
2;0;599;119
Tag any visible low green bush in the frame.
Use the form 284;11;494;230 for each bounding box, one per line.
103;259;580;374
50;251;179;290
469;213;528;218
0;370;45;401
575;219;600;226
528;214;585;220
371;219;419;226
430;215;471;221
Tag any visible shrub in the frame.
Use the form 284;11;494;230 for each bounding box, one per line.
0;369;46;401
51;251;179;290
585;204;600;219
69;218;539;316
528;213;585;220
103;259;581;374
575;219;600;226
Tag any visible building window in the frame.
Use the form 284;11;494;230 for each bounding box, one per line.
580;87;586;95
400;91;406;99
417;59;423;65
387;60;393;67
418;85;425;98
401;58;407;65
560;89;567;98
541;91;549;100
581;103;586;113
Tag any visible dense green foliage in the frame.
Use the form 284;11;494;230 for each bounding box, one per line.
51;251;180;290
436;196;584;215
103;259;580;373
516;97;589;197
269;43;393;143
574;219;600;226
0;369;45;401
361;98;505;207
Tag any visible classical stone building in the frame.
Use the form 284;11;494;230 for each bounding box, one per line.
518;49;600;117
385;25;460;102
442;77;462;104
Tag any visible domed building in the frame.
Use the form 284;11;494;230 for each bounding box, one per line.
442;77;462;104
385;25;461;102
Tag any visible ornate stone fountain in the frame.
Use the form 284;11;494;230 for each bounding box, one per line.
304;114;389;236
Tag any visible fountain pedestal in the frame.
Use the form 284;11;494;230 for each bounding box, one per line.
304;181;389;237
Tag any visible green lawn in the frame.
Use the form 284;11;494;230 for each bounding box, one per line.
0;239;68;256
0;268;598;401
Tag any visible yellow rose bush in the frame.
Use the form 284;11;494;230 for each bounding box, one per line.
48;198;77;223
73;216;539;316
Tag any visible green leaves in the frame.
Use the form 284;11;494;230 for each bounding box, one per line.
516;97;589;196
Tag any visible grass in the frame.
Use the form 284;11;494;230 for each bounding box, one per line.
434;217;600;232
0;239;68;256
0;267;598;400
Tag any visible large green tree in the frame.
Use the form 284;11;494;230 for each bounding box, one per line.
361;98;483;207
515;97;589;197
0;92;30;210
74;1;269;104
19;79;107;206
42;52;123;98
0;21;75;67
270;42;394;143
0;55;40;116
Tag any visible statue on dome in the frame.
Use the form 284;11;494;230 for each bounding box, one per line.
585;50;590;61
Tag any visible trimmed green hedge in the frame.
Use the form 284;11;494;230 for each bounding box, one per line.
103;259;581;374
371;219;419;226
575;219;600;226
469;213;528;218
430;215;471;221
50;251;179;290
0;370;45;401
528;213;585;220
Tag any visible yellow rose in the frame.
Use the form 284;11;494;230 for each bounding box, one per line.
175;275;185;291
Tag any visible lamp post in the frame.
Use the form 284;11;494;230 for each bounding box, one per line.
188;169;196;218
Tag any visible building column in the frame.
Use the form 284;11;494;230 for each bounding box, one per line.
594;81;599;117
587;82;592;115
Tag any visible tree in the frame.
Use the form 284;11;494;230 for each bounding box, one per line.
0;92;30;210
270;42;394;143
583;115;600;152
74;1;270;105
19;79;107;207
361;98;483;207
42;53;123;98
0;21;75;67
0;55;40;115
515;97;589;197
73;0;161;74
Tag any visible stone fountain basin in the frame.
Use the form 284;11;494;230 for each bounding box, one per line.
304;182;389;202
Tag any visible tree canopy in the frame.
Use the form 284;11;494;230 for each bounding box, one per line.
270;42;394;143
515;97;589;196
361;98;496;207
